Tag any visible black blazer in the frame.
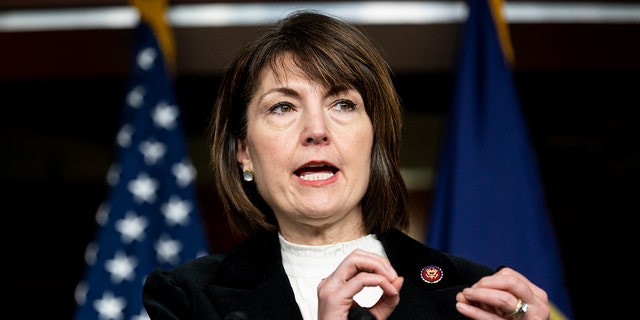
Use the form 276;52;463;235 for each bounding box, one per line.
143;228;495;320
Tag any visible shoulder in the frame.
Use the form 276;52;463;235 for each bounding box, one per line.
142;254;228;319
146;254;226;289
146;231;281;288
441;252;496;282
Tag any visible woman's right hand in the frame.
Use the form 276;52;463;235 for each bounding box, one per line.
317;249;404;320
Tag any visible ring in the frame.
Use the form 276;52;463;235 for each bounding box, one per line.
508;299;528;318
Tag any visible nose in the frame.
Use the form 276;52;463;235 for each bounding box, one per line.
302;111;330;145
306;136;328;144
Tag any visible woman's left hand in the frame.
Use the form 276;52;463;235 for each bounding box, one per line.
455;267;550;319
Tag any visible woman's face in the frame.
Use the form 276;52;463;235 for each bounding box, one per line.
237;56;373;239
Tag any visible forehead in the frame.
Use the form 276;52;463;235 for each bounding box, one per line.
253;55;322;96
265;54;308;83
254;52;354;94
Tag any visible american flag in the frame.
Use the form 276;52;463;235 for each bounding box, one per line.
73;21;209;320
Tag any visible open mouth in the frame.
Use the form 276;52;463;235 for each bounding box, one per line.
294;163;339;181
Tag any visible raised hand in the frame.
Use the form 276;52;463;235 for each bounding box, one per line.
317;249;404;320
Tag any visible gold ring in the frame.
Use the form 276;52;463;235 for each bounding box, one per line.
508;299;528;318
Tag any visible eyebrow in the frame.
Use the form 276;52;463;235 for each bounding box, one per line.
252;86;297;106
264;87;300;98
257;86;358;106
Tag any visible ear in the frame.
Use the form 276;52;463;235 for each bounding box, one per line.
236;138;251;168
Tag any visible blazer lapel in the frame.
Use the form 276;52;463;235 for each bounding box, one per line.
206;232;303;320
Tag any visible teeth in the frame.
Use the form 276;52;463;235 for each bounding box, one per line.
300;172;334;181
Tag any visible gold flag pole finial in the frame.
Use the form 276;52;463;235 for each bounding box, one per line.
488;0;515;65
130;0;176;74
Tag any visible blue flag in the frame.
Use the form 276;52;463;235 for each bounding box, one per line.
73;21;209;320
426;1;573;319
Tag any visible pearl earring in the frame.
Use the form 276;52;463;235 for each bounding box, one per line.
243;169;254;182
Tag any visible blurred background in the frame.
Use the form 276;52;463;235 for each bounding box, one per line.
2;0;639;318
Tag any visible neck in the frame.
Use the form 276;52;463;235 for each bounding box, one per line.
278;214;367;246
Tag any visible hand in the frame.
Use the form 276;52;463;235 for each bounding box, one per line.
317;249;404;320
455;267;550;319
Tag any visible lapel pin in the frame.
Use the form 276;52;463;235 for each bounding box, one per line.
420;265;443;284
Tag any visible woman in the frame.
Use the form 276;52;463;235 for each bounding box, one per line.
143;10;549;320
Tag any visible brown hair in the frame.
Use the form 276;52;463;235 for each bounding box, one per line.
208;10;409;238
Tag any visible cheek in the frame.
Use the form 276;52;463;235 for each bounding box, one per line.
353;124;374;156
356;138;374;170
339;125;374;173
248;133;292;169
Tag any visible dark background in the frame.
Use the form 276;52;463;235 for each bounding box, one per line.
2;0;639;318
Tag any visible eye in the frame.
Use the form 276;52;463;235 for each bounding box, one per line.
333;99;356;112
268;101;294;114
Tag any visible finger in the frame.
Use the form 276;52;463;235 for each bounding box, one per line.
468;268;539;314
323;271;399;301
456;300;504;320
318;250;398;304
455;291;470;304
369;276;404;320
460;287;520;317
348;249;398;279
474;267;548;302
330;249;398;282
459;268;550;319
472;268;532;296
317;252;401;320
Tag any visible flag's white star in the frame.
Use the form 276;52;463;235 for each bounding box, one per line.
173;160;196;187
155;235;182;265
93;291;126;320
137;47;157;71
84;241;99;266
132;309;150;320
115;211;148;243
161;196;191;226
126;84;145;108
116;124;134;148
128;173;158;203
74;281;88;306
139;140;166;165
95;202;110;226
196;249;208;259
106;163;121;187
153;102;178;130
105;250;137;284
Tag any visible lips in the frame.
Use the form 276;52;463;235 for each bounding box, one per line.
294;163;338;181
